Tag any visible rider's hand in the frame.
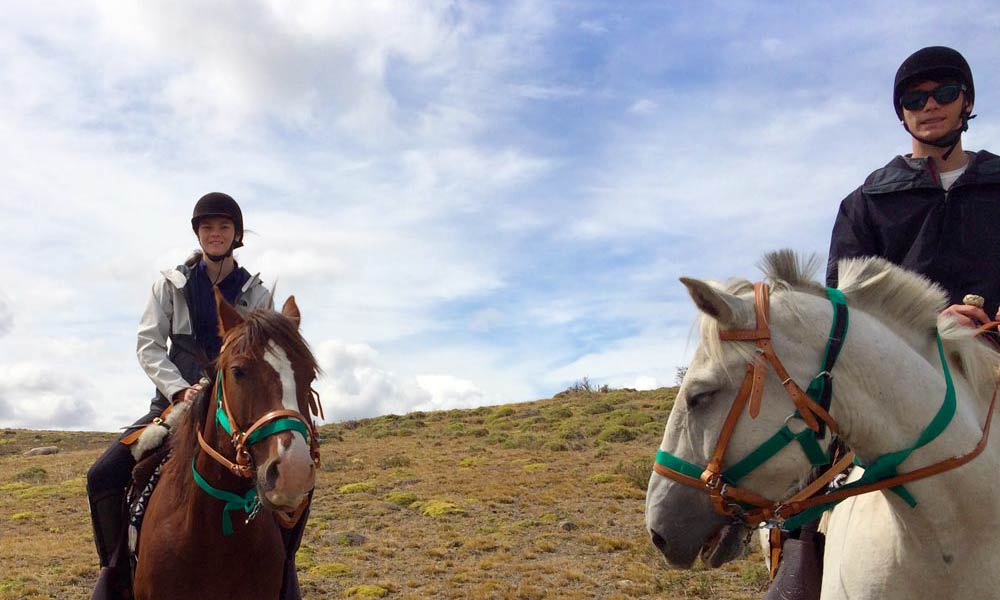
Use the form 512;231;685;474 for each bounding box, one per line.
171;383;204;404
941;303;990;328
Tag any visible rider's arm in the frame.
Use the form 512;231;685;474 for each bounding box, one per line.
827;189;878;288
136;278;190;402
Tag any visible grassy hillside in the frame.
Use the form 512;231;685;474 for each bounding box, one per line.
0;388;769;599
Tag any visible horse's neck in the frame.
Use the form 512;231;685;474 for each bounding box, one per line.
834;310;1000;536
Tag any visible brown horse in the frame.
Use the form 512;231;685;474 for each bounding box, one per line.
133;291;321;600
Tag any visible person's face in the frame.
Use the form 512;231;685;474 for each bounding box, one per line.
197;216;236;256
901;79;971;142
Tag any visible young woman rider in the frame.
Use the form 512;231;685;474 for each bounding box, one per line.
85;192;309;600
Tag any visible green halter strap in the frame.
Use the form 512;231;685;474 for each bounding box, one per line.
655;287;849;500
193;371;311;535
782;331;957;530
214;372;312;446
191;458;260;536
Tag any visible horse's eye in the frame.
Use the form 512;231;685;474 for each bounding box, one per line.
231;366;247;380
687;391;715;410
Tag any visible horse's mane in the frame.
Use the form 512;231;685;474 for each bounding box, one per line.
696;250;999;402
167;306;320;505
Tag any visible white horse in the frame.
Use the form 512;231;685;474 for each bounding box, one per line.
645;251;1000;600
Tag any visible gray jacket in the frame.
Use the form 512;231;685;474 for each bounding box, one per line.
136;260;272;411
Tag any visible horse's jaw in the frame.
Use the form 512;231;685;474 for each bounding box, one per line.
646;474;741;568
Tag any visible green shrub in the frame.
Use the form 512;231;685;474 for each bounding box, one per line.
14;467;47;484
383;492;418;507
377;455;412;469
597;425;638;443
583;400;614;415
491;406;516;419
309;563;350;577
615;458;653;490
338;481;376;494
611;409;653;427
546;406;573;420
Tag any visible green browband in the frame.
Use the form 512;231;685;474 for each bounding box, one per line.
214;372;311;446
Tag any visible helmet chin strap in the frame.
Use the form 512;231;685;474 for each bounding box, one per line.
203;237;241;263
204;250;232;263
904;112;976;161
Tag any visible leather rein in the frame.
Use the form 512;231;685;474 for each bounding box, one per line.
653;282;1000;529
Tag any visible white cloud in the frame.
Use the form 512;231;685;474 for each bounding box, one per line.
315;340;490;419
4;2;998;432
513;83;584;100
634;375;659;391
628;99;658;115
414;375;485;411
0;294;12;338
0;363;99;430
579;20;608;35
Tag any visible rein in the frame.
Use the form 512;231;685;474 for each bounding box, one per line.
653;282;999;531
193;369;324;535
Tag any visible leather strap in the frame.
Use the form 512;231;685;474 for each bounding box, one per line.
771;372;998;522
198;428;254;478
769;527;782;581
120;403;176;446
274;496;310;530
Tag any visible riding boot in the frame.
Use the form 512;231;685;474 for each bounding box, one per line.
279;499;311;600
88;490;132;600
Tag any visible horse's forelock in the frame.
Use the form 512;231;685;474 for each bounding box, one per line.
218;309;320;377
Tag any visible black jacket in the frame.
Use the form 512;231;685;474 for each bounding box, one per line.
827;150;1000;315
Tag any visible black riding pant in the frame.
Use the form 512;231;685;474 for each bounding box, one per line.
87;408;160;497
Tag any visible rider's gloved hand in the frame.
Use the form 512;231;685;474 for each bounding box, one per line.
941;303;990;328
171;383;204;404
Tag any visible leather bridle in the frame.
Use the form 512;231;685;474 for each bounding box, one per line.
193;364;324;535
197;370;323;479
653;282;999;530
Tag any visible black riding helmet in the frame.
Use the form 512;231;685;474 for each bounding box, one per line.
191;192;244;261
893;46;976;160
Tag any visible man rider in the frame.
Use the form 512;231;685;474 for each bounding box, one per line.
827;46;1000;327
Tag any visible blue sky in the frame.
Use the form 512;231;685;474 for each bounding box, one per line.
2;1;999;430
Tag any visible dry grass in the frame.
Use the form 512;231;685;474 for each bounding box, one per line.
0;387;768;599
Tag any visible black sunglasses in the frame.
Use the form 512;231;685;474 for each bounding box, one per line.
899;84;966;111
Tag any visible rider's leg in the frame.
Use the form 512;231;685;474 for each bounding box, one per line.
87;439;137;600
279;493;312;600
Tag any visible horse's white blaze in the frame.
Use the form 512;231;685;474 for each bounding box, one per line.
264;342;308;454
264;342;299;414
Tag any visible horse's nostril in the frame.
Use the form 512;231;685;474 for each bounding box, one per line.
650;530;668;552
265;460;280;490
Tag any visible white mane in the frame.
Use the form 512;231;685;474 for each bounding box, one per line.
697;250;999;401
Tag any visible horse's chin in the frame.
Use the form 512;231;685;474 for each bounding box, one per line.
699;523;746;568
258;491;308;513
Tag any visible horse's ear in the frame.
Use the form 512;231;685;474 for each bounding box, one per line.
215;288;244;334
281;295;301;329
680;277;741;327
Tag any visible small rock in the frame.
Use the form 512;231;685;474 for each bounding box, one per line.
333;531;367;546
558;520;578;531
616;580;633;589
23;446;59;456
